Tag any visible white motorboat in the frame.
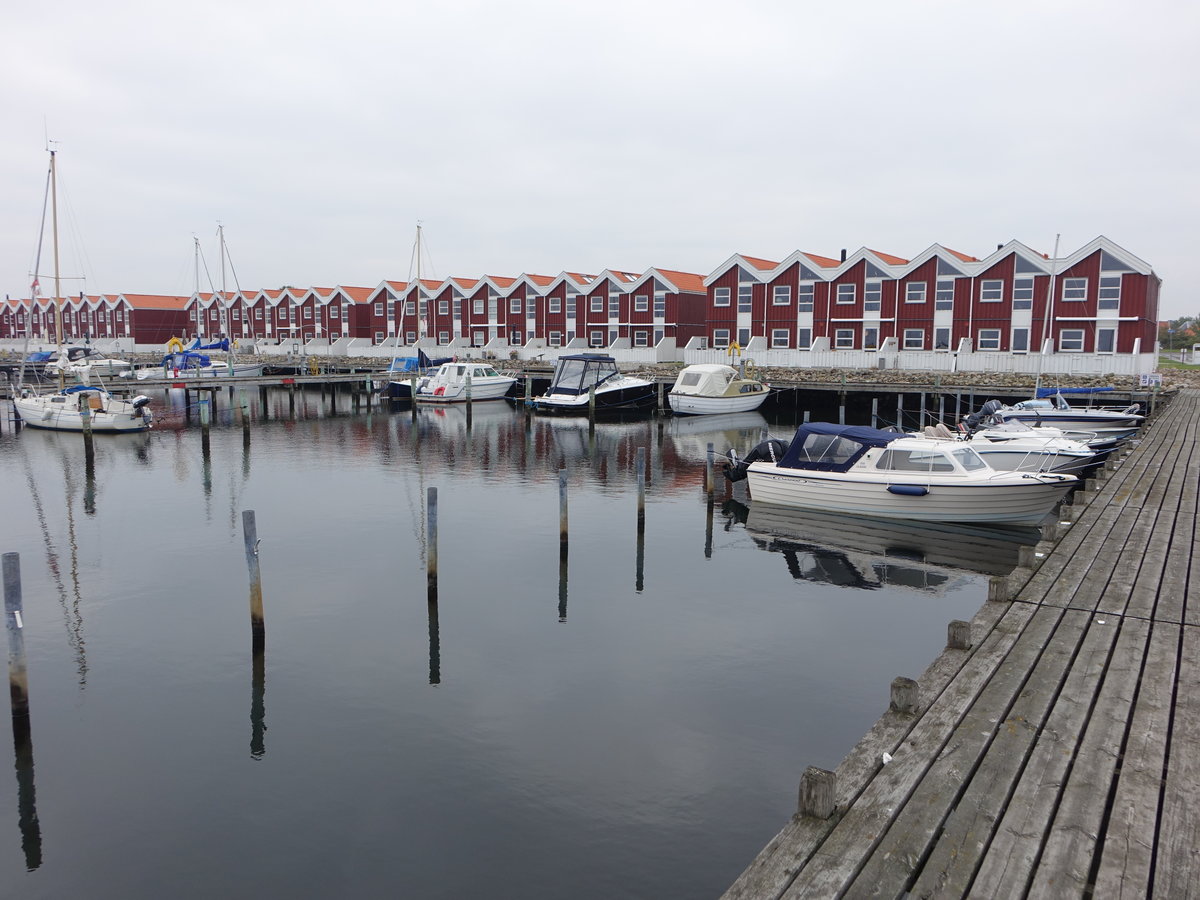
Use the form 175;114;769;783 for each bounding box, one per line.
668;363;768;415
988;392;1144;428
530;353;657;414
914;423;1100;475
724;422;1075;525
964;401;1138;450
14;384;153;433
415;361;516;403
44;346;134;381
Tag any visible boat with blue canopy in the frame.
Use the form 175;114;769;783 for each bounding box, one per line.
723;423;1075;525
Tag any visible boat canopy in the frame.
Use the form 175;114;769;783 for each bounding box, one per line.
548;354;620;396
386;349;452;372
159;350;212;369
1035;386;1113;398
187;337;230;352
672;364;738;394
775;423;901;472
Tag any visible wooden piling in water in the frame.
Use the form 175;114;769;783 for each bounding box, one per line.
410;375;418;420
705;442;714;494
947;620;972;650
588;383;596;420
871;398;879;428
427;487;438;600
242;510;265;649
4;553;30;718
559;469;569;558
80;401;95;466
636;447;646;532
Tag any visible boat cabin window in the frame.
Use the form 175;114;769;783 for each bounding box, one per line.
797;433;861;466
679;372;702;387
875;448;956;473
478;367;500;378
951;448;988;471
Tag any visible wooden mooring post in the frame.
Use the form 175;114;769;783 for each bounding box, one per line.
636;447;646;592
242;510;265;650
80;400;95;467
705;442;714;494
427;487;438;602
4;553;29;719
410;375;419;421
558;469;569;559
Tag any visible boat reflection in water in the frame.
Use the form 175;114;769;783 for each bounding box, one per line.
731;499;1040;590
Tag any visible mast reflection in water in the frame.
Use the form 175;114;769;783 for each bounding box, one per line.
0;391;1019;899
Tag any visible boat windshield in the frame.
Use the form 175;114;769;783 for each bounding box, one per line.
551;357;617;395
952;448;988;471
875;448;957;473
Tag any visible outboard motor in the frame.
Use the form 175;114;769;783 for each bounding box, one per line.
962;399;1004;431
722;438;790;483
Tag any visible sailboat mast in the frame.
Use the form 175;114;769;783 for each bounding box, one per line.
50;149;64;389
416;223;422;340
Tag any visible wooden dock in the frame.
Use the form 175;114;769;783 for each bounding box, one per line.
724;389;1199;899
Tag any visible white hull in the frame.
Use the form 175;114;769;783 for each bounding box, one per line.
14;394;152;433
415;378;515;403
669;391;768;415
745;465;1073;525
136;362;264;380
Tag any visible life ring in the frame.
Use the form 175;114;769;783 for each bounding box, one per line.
167;337;185;354
434;385;446;396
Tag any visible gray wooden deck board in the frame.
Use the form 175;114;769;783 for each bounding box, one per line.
724;391;1200;899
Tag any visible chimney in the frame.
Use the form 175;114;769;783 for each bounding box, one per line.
997;244;1003;251
840;248;847;262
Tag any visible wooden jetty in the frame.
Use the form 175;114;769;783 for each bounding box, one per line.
724;388;1198;899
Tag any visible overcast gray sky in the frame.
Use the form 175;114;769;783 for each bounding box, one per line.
3;0;1196;317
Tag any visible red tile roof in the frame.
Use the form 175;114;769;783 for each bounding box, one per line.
943;247;980;263
120;293;192;310
868;249;909;266
655;269;706;293
740;255;780;271
803;253;841;268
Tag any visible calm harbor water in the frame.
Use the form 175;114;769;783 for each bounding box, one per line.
1;389;1007;899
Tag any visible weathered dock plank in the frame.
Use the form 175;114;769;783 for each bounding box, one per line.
727;390;1200;899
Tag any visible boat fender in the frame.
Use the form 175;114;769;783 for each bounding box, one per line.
887;484;929;496
167;337;185;354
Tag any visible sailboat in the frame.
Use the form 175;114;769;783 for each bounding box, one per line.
135;228;264;380
13;149;153;433
383;224;450;399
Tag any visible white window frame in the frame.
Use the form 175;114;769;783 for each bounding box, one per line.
1062;278;1087;301
863;326;879;350
770;328;789;348
634;294;648;312
1097;327;1116;353
834;328;855;349
374;331;384;344
549;296;561;314
510;297;522;314
836;283;856;305
977;328;1001;351
510;330;524;345
590;296;604;313
633;330;648;347
935;278;955;309
373;303;383;316
1011;327;1029;353
796;328;812;349
979;279;1003;302
1098;275;1121;310
864;282;882;312
905;281;927;304
934;327;951;351
1059;329;1085;351
798;284;814;312
713;287;731;307
438;331;450;345
406;301;416;315
473;298;484;315
1013;277;1034;310
549;331;562;347
589;329;605;347
439;300;449;315
902;328;925;350
712;328;731;349
772;285;791;306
